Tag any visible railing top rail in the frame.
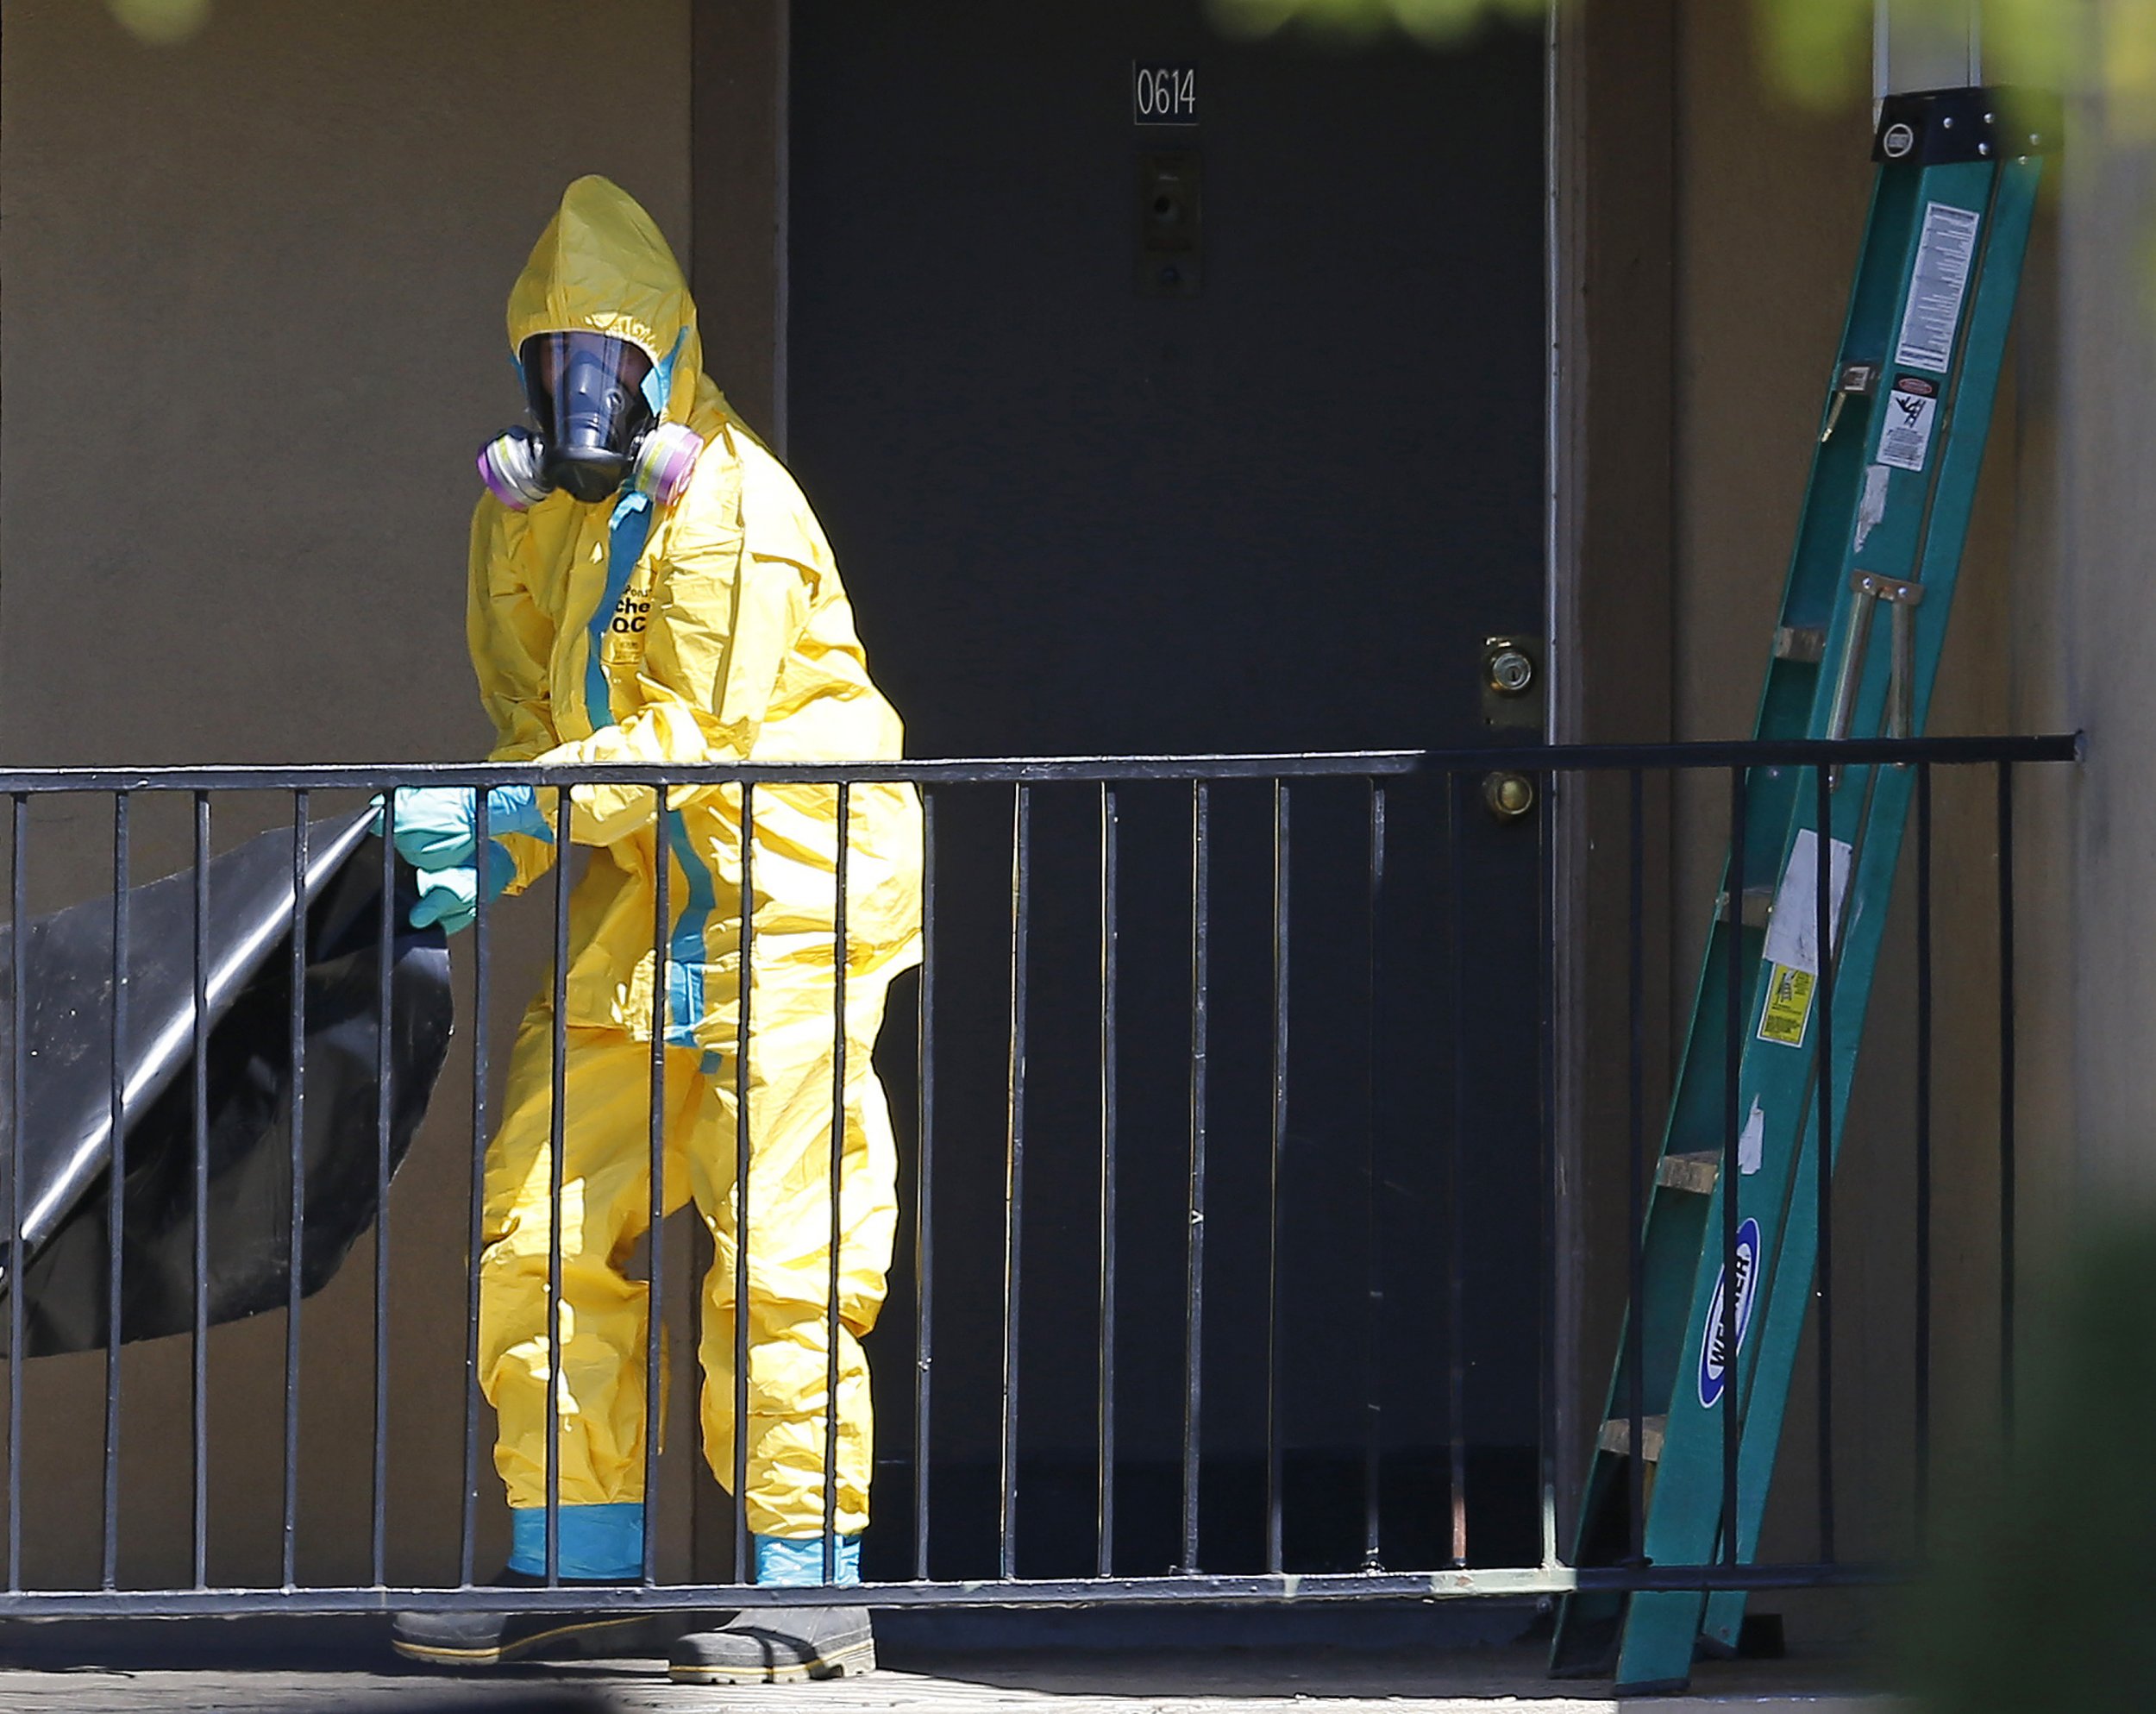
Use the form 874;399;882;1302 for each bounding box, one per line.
0;734;2083;794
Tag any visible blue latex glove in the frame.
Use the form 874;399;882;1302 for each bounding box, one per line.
377;785;551;873
409;840;516;935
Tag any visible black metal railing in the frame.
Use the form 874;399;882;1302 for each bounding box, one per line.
0;733;2076;1616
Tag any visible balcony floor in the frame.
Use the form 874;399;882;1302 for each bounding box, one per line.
0;1640;1897;1711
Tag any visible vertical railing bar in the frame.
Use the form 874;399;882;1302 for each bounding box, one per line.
1625;769;1647;1566
1914;763;1934;1544
372;793;396;1588
824;785;851;1584
103;793;130;1592
1813;764;1836;1565
1537;771;1559;1570
912;789;935;1582
692;1213;710;1573
1996;762;2015;1443
460;789;492;1588
998;785;1031;1581
1445;772;1468;1566
282;794;309;1591
1181;781;1209;1574
732;784;755;1583
1360;781;1386;1571
6;795;23;1593
191;794;210;1590
1721;767;1744;1566
1264;782;1290;1576
545;787;572;1586
643;785;671;1586
1096;782;1119;1578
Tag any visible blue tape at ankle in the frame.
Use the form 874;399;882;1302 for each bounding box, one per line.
755;1533;861;1586
509;1504;645;1580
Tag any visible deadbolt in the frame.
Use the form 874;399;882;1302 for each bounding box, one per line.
1481;635;1543;734
1486;642;1536;697
1483;772;1536;821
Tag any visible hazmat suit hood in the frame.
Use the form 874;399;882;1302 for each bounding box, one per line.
506;176;715;436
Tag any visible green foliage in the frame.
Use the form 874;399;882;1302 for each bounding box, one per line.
105;0;210;46
1205;0;2092;116
1902;1223;2156;1714
1755;0;2083;108
1751;0;1873;105
1206;0;1544;47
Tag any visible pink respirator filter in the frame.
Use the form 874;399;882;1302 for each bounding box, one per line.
633;424;705;507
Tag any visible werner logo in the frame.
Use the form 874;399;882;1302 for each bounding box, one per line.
1698;1218;1763;1409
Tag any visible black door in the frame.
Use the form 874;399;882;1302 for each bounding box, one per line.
789;0;1548;1579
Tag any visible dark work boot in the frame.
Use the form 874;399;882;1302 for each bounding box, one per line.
391;1569;656;1668
668;1604;877;1684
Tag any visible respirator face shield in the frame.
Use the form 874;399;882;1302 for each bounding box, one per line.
521;331;656;504
476;330;705;513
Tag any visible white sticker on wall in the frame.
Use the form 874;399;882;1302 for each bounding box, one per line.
1894;202;1982;373
1877;375;1940;473
1763;829;1853;978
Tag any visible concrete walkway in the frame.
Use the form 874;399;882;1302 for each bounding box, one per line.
0;1646;1903;1711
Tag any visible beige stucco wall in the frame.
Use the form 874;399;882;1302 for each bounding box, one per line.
0;0;697;1587
2055;93;2156;1207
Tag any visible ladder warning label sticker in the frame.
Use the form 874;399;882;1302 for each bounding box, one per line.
1894;202;1983;374
1758;964;1815;1047
1877;375;1940;472
1700;1216;1763;1409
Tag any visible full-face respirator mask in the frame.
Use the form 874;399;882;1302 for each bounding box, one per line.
477;330;703;511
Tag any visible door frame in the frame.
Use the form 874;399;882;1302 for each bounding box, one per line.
1545;0;1679;1526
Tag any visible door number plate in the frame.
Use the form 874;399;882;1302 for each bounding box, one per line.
1133;63;1198;127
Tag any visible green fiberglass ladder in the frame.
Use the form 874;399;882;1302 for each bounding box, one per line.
1549;87;2057;1694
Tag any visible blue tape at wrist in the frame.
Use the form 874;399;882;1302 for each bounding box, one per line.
486;785;554;844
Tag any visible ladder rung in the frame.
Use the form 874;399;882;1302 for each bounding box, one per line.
1598;1415;1668;1463
1715;885;1774;929
1774;625;1827;663
1655;1152;1720;1195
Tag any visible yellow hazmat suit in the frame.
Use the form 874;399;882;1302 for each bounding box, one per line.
469;177;921;1558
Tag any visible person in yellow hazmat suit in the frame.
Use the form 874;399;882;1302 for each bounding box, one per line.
387;176;919;1685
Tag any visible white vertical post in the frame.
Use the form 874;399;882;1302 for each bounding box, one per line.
1876;0;1892;109
1876;0;1986;99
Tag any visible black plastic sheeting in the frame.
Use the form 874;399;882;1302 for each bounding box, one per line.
0;811;453;1356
